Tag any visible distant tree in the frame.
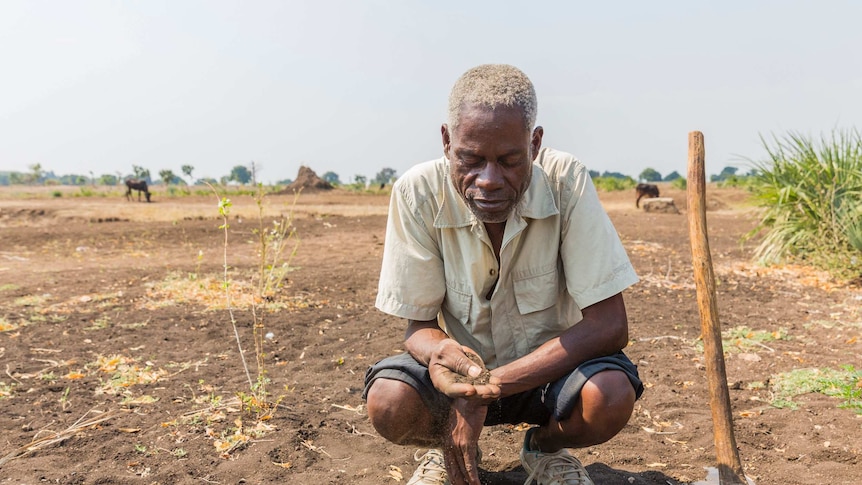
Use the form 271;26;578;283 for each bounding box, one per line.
99;174;118;186
662;171;682;181
353;175;367;187
588;169;600;178
28;163;43;185
322;171;341;185
276;179;293;185
373;167;397;186
181;165;194;184
132;165;152;183
710;166;739;182
9;172;25;185
229;165;252;184
159;169;177;186
196;177;218;186
60;174;88;185
638;167;662;182
601;171;631;180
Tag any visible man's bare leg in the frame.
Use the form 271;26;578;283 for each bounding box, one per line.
366;378;442;447
529;370;636;452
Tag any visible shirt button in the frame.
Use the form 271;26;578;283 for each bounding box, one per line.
489;269;496;276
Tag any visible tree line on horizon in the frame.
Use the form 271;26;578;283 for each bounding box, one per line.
2;162;748;189
0;163;261;188
0;163;403;189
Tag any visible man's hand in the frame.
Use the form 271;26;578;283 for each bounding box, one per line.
402;324;498;485
427;340;501;400
441;398;486;485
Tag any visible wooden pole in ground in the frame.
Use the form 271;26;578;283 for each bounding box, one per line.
686;131;747;484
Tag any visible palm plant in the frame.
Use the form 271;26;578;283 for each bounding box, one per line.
746;129;862;280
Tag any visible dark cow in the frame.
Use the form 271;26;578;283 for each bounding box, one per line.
125;179;151;202
635;183;659;208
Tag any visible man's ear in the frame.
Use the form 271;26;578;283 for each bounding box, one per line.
530;126;544;161
441;124;452;157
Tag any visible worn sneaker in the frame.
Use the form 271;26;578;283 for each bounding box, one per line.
520;428;594;485
406;447;483;485
407;449;449;485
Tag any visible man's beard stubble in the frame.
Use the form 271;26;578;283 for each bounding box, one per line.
465;193;526;224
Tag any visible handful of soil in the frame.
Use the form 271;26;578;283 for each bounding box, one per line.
453;352;492;385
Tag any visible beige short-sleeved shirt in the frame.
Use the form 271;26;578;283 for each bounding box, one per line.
375;148;638;369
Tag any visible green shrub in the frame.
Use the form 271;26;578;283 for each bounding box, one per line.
671;177;687;190
52;190;62;198
746;129;862;279
593;176;636;192
716;174;757;190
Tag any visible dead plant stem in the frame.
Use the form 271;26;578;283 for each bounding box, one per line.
206;183;254;391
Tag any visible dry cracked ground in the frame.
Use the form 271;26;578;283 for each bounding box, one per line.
0;185;859;484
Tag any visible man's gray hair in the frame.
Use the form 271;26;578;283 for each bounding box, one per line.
447;64;537;132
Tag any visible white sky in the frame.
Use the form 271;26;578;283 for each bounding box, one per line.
2;1;860;183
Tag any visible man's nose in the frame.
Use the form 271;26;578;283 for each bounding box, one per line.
474;162;505;190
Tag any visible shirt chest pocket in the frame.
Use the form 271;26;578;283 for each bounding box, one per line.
443;284;472;325
513;267;559;315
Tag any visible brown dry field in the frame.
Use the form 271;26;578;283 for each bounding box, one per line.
0;184;860;485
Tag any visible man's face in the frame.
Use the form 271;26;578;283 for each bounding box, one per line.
443;104;543;223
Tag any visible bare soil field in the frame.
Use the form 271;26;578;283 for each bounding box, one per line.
0;185;860;484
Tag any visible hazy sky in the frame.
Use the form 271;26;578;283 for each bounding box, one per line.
2;1;861;183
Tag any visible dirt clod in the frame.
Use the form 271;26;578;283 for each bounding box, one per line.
453;352;492;385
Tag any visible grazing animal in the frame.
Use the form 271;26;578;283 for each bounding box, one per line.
635;183;660;208
125;179;151;202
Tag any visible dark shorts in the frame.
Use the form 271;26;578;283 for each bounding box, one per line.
362;351;644;425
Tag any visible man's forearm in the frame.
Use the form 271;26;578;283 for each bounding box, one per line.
490;293;629;398
404;319;449;366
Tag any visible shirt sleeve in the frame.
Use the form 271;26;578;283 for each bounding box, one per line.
560;165;639;310
374;178;446;321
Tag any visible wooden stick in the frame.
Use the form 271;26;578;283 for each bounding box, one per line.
686;131;747;484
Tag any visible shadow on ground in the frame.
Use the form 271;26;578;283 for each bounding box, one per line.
479;462;681;484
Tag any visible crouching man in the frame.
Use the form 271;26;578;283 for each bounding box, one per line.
363;64;644;485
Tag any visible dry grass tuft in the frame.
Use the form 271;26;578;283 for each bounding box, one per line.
0;408;119;467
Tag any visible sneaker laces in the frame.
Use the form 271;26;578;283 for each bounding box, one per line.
523;450;591;485
410;449;448;485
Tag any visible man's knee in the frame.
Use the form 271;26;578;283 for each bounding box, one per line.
366;378;414;425
585;370;636;407
580;370;636;440
366;378;430;445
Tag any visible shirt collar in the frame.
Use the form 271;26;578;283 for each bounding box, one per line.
433;158;560;229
